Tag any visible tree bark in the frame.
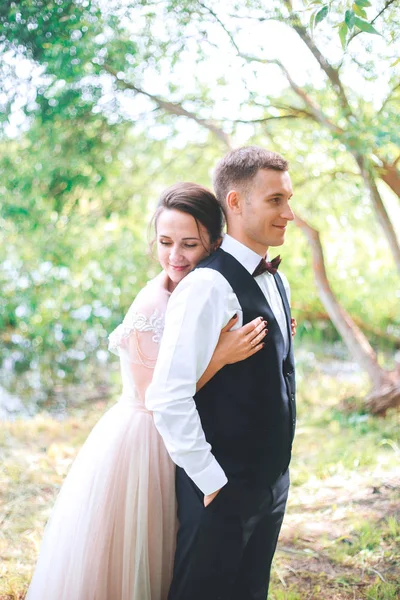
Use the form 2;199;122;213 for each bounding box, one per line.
294;213;390;389
295;213;400;414
378;160;400;199
354;155;400;273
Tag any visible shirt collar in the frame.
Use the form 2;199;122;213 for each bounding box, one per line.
221;234;270;275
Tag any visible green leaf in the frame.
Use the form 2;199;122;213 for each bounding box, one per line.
309;11;316;34
344;10;355;30
352;4;367;18
315;5;329;26
355;0;371;7
353;16;380;35
390;57;400;67
339;22;348;49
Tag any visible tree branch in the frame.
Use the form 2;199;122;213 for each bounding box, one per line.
281;0;354;119
347;0;397;45
294;170;360;189
294;211;389;390
197;1;240;54
245;57;343;134
378;82;400;114
232;115;306;124
371;0;398;23
103;65;231;148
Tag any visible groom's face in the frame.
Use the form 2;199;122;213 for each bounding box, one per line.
238;169;294;255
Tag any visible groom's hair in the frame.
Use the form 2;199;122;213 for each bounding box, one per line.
213;146;289;212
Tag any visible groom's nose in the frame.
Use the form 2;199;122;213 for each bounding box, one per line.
281;202;295;221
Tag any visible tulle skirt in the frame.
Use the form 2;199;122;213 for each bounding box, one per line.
26;397;177;600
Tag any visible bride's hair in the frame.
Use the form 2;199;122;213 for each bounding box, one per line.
151;182;224;247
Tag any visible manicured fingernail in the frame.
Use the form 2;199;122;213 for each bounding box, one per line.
233;314;238;319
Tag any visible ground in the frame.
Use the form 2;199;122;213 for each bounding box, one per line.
0;367;399;599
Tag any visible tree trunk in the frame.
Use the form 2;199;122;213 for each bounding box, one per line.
295;213;400;414
354;155;400;273
378;161;400;199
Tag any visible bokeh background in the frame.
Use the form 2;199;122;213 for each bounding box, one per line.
0;1;399;598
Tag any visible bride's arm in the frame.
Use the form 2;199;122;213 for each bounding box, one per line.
196;316;268;391
110;286;168;404
126;327;160;403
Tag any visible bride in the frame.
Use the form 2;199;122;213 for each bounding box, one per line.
26;182;269;600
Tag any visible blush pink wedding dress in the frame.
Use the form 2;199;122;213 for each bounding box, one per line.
26;272;177;600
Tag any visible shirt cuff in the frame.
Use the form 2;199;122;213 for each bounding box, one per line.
190;458;228;495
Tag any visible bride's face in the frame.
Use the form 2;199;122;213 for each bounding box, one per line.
156;208;212;290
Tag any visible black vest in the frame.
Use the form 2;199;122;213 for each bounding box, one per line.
194;248;296;488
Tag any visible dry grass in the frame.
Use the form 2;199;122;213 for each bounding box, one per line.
0;371;399;600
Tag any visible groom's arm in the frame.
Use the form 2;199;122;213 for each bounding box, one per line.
146;268;232;495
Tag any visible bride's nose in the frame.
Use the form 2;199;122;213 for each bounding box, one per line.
170;244;184;261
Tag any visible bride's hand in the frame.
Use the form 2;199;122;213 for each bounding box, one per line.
215;315;268;367
291;317;297;338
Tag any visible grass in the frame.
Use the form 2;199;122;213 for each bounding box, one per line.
267;367;400;600
0;365;399;599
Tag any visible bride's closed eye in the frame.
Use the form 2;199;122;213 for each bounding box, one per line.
159;241;198;248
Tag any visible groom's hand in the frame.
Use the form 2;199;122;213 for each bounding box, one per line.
204;487;222;507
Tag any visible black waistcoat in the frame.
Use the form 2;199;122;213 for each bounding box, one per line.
194;248;296;488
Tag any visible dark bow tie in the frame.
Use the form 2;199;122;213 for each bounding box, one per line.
252;255;281;277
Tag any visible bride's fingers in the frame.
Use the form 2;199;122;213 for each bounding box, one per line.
248;341;265;356
247;327;268;350
246;318;268;342
291;317;297;338
237;316;264;336
221;314;238;333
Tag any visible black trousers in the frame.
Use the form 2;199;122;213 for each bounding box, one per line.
168;468;290;600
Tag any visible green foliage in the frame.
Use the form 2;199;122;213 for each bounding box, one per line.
0;113;226;404
306;0;381;45
0;0;399;406
353;15;380;35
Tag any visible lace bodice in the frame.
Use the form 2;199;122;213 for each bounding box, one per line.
108;272;171;403
108;307;165;353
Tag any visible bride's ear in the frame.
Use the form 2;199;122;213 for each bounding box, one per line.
212;237;222;251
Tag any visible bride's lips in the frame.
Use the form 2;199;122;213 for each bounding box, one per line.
170;265;190;272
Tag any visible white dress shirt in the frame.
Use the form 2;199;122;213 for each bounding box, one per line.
146;234;291;495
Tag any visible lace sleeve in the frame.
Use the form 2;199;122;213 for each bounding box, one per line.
108;308;165;361
108;275;171;402
108;273;170;363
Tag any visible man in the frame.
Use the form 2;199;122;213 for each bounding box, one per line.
146;146;296;600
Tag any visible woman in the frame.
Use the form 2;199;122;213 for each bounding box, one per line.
26;183;269;600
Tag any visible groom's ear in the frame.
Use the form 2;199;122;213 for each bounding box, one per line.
226;189;242;215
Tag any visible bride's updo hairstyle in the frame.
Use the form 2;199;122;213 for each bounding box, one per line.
152;182;224;249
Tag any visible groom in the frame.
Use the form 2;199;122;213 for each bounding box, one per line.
146;146;296;600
